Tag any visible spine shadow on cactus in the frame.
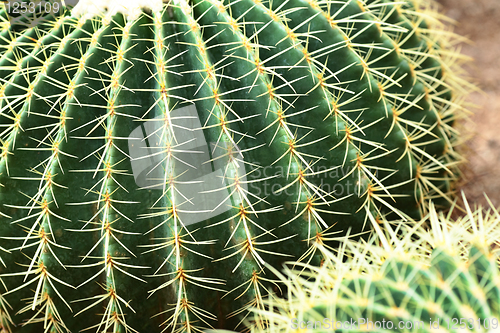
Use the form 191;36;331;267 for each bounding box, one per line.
0;0;470;332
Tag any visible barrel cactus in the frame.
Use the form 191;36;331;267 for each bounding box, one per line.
251;198;500;333
0;0;469;332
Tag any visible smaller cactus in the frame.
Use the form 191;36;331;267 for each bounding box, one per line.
250;195;500;333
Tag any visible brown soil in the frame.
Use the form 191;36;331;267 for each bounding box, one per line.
437;0;500;209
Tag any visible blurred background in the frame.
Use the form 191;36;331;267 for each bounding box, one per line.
437;0;500;209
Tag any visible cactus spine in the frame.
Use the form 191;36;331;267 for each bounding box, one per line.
0;0;469;332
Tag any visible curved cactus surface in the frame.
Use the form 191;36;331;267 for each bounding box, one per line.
0;0;469;332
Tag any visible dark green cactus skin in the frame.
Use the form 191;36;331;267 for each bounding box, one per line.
0;0;466;332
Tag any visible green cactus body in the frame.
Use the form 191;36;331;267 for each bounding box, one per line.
0;0;468;332
332;247;500;332
278;245;500;333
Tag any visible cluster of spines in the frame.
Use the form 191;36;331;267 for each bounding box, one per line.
0;8;150;332
285;0;469;213
137;7;230;332
367;0;471;205
0;0;471;332
0;8;78;332
67;16;146;333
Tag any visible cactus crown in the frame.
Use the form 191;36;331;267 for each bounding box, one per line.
0;0;472;332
